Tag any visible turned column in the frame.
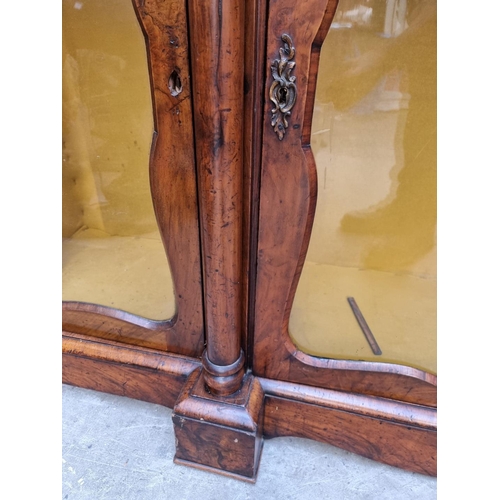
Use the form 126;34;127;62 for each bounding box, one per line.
188;0;245;395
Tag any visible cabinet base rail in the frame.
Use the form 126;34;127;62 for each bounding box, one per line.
63;332;437;481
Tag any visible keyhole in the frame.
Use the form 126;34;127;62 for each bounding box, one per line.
168;70;183;97
278;87;288;105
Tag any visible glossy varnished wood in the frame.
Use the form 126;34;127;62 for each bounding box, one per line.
243;0;268;369
262;394;436;475
172;371;264;481
253;0;437;406
62;332;200;407
62;0;205;358
63;339;435;477
187;0;246;394
259;378;436;429
63;0;437;481
261;378;436;475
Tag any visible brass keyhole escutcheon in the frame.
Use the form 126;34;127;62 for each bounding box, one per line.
270;34;297;140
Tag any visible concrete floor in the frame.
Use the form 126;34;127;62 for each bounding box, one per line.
62;384;437;499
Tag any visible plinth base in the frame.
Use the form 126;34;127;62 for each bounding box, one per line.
172;369;265;482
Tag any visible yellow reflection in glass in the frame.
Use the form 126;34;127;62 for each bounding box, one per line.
289;0;436;373
62;0;175;320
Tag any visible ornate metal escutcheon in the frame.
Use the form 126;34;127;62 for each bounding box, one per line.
270;34;297;140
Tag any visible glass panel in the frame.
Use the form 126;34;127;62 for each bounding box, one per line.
289;0;436;373
62;0;175;320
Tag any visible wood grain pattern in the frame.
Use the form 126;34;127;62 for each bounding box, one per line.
243;0;269;370
63;338;436;478
263;396;436;476
259;378;436;429
187;0;246;393
259;380;436;476
62;0;437;481
62;332;200;407
173;371;264;480
63;0;205;358
253;0;437;406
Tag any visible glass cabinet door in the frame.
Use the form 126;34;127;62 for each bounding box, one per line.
62;0;204;357
289;0;436;374
62;0;174;319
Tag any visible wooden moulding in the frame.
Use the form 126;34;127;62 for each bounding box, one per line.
63;334;436;480
260;378;436;476
253;0;437;407
62;0;205;358
242;0;268;369
62;332;201;408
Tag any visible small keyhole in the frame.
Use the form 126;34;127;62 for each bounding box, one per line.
278;87;288;104
168;70;183;97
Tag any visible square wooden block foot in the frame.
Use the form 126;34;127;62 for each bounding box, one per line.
172;369;265;481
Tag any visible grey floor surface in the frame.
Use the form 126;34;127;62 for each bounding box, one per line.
62;384;437;500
